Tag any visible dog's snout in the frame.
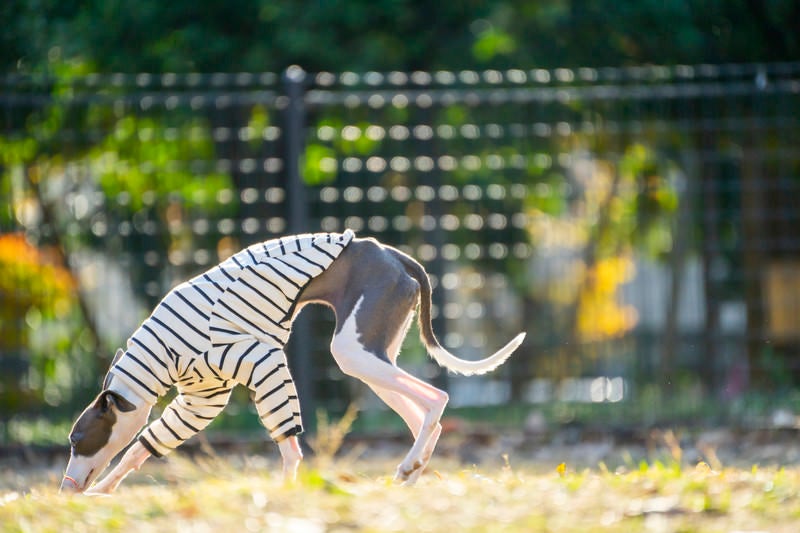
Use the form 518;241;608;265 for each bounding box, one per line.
59;475;82;493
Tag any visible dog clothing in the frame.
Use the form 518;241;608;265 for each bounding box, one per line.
109;230;355;457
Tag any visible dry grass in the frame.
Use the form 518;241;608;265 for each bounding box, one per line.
2;450;800;532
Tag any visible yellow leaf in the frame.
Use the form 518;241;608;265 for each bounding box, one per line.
557;463;567;477
695;461;711;474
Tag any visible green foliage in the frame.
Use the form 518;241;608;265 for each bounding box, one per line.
607;143;680;259
89;115;235;215
472;25;517;63
2;1;797;73
303;143;338;185
525;173;567;216
246;105;270;150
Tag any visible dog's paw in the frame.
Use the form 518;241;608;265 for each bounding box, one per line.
82;489;114;497
84;478;118;495
394;459;424;485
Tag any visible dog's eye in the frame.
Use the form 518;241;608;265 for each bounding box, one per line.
69;432;83;447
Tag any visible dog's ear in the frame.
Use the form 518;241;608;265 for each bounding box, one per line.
99;390;137;414
102;349;125;389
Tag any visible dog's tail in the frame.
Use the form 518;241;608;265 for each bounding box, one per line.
390;248;526;376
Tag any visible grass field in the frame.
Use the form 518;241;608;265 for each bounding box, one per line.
2;447;800;533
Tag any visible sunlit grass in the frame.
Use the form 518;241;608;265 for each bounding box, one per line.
3;453;800;532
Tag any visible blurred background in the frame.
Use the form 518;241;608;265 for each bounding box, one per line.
2;1;800;450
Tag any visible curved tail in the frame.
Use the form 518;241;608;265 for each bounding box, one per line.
390;248;526;376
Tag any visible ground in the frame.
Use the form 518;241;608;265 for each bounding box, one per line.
2;430;800;532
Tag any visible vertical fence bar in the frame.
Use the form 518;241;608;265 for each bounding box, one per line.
742;70;768;387
701;157;721;393
282;65;316;433
285;65;309;235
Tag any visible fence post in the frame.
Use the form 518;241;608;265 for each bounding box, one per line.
700;155;721;393
282;65;316;433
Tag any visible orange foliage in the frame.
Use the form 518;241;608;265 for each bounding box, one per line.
0;232;75;316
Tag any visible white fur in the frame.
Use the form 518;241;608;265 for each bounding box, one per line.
331;297;448;483
61;378;151;493
429;332;526;376
386;311;414;365
85;441;151;495
278;437;303;482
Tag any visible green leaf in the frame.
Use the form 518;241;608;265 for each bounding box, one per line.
303;143;338;185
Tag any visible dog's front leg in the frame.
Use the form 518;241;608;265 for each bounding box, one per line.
86;441;151;495
277;435;303;483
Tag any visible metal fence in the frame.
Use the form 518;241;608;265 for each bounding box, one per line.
2;62;800;436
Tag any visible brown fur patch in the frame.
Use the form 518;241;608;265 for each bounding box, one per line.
69;391;135;457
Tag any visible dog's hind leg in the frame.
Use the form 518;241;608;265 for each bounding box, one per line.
371;387;424;436
331;298;448;484
367;384;442;484
366;311;443;483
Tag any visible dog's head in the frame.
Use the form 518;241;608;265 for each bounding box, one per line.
61;350;151;493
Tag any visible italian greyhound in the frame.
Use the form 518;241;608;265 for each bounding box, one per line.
61;231;525;494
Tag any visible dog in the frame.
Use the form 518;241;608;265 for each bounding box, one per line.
61;230;525;493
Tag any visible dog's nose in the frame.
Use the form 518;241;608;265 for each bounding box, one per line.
59;476;82;494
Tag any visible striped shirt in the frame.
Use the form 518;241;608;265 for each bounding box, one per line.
110;231;354;457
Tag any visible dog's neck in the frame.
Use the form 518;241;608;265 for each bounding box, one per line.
106;375;149;409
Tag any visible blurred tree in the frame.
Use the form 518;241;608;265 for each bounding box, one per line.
496;0;799;68
2;0;797;74
0;62;238;414
0;233;78;413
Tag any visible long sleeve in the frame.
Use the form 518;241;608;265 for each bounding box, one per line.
138;382;233;457
246;347;303;441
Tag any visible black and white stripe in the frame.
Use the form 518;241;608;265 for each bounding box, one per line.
110;231;354;457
